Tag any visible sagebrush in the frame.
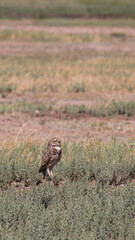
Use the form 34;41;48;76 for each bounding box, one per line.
0;140;135;239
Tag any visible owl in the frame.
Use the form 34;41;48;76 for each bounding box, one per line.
39;138;62;179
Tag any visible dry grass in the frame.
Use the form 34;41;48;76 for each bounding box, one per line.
0;19;135;144
34;18;135;27
0;30;114;43
0;55;135;95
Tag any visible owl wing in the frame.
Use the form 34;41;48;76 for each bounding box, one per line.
39;148;51;173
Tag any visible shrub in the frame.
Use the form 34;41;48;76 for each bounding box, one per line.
0;140;135;238
0;139;135;187
0;181;135;239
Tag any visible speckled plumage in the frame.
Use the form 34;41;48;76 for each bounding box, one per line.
39;138;62;179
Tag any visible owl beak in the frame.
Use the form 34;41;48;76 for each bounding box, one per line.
58;140;61;146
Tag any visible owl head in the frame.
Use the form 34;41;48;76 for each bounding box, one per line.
47;138;61;148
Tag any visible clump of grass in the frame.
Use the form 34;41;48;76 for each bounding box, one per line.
0;83;16;97
62;104;86;114
89;101;135;117
111;32;127;41
62;100;135;117
0;100;47;116
1;100;135;117
68;82;86;93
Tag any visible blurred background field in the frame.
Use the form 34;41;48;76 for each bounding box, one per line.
0;0;135;155
0;1;135;239
0;0;135;19
0;17;135;142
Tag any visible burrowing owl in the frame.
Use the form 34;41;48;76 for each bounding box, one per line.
39;138;62;179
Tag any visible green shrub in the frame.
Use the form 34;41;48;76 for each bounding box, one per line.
0;181;135;239
0;140;135;238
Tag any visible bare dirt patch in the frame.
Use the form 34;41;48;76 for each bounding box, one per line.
2;91;135;106
1;93;135;143
0;40;134;57
1;111;135;144
2;177;135;193
0;20;135;36
0;20;135;56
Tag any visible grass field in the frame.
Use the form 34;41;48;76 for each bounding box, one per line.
0;0;135;18
0;54;135;93
0;2;135;238
0;140;135;239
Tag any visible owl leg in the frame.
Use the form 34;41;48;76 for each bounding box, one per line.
47;168;52;179
50;170;53;178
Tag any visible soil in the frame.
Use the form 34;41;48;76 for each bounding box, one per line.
0;93;135;144
0;40;134;57
0;20;135;36
2;177;135;193
1;111;135;143
0;20;134;56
